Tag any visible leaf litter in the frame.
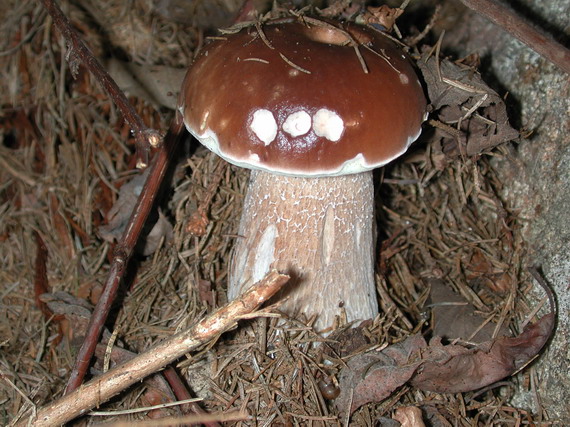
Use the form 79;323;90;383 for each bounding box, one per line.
0;0;556;425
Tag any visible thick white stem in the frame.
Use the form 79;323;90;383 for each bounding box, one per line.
229;170;378;332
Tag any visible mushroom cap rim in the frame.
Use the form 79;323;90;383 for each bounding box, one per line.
184;120;424;177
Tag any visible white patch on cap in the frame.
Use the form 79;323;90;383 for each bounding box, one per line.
282;111;311;137
312;109;344;142
250;109;278;145
399;73;409;85
336;153;368;175
248;152;260;163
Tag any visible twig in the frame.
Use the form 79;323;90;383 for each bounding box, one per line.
94;342;218;426
459;0;570;75
64;114;185;394
163;367;221;427
33;232;51;319
88;398;201;416
407;4;441;47
106;411;247;426
16;271;290;427
40;0;161;166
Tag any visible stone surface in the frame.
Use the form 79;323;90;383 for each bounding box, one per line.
442;1;570;421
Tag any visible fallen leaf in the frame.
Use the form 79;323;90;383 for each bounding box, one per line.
39;291;93;347
106;58;186;110
417;49;519;160
410;313;554;393
141;209;174;256
197;278;215;306
324;325;371;359
335;313;554;415
421;406;453;427
393;406;425;427
428;278;508;343
98;168;173;256
335;334;425;415
98;169;149;243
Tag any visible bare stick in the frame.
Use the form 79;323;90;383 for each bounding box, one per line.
163;367;221;427
93;343;220;426
65;115;185;394
17;271;289;427
459;0;570;75
40;0;161;165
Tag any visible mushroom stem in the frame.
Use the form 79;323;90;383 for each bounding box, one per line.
229;170;379;332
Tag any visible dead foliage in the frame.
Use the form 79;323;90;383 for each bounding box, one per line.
417;47;520;161
0;0;555;425
334;312;553;416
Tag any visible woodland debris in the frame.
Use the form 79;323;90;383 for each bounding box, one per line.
16;271;289;427
417;49;519;161
335;311;553;416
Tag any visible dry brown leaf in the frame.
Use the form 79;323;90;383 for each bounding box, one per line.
142;210;174;256
335;334;424;415
393;406;425;427
98;168;173;255
428;278;508;343
410;313;554;393
358;6;404;32
417;48;519;160
336;313;553;415
39;291;93;347
98;170;149;242
106;59;186;110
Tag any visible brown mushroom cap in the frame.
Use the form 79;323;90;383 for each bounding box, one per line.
179;19;427;176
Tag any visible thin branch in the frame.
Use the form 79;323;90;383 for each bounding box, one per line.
64;114;185;394
163;367;221;427
459;0;570;75
40;0;162;166
17;271;290;427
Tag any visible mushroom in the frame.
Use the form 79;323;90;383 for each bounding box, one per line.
179;19;427;332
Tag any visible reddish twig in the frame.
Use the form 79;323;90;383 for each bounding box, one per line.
40;0;161;166
33;232;68;347
97;343;220;427
33;232;51;319
459;0;570;75
163;367;221;427
17;271;289;427
64;115;185;394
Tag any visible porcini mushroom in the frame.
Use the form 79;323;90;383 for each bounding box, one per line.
179;19;427;332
